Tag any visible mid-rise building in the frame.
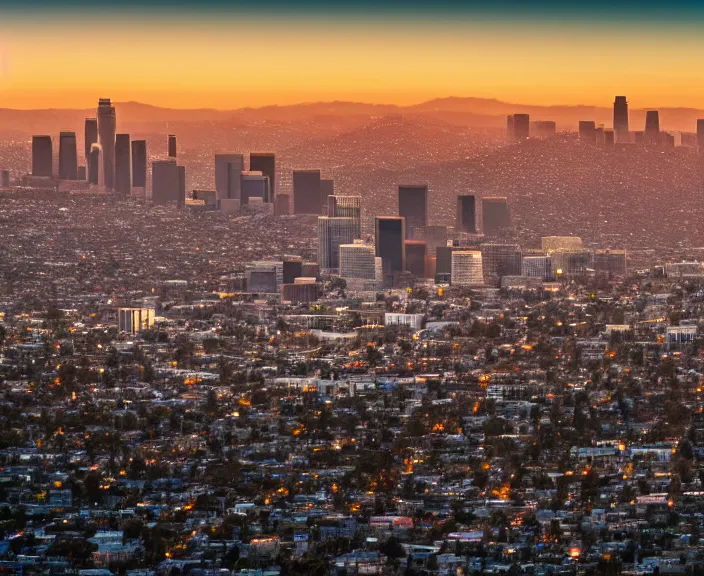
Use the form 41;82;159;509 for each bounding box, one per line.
283;257;304;284
579;120;596;143
118;308;155;334
541;236;583;254
250;153;276;201
482;197;510;236
328;195;362;238
241;171;271;203
594;249;627;277
480;243;522;285
293;169;322;214
513;114;530;139
404;240;427;278
340;243;377;280
215;154;244;201
551;250;595;277
522;255;553;280
152;160;180;205
451;251;483;286
456;195;477;233
280;278;320;304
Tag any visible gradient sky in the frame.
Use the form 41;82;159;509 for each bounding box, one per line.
3;1;704;109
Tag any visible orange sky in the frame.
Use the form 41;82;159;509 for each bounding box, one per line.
2;15;704;109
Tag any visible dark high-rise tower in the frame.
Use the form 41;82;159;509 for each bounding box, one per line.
506;115;515;140
375;216;406;273
513;114;530;139
482;197;511;236
168;134;177;158
293;169;322;214
152;160;179;205
328;195;362;239
88;143;103;185
613;96;629;140
114;134;131;196
579;121;596;143
456;195;476;233
645;110;660;141
249;153;276;202
398;184;428;238
320;179;334;214
84;118;98;164
131;140;147;189
97;98;116;189
58;132;78;180
32;135;53;178
698;119;704;148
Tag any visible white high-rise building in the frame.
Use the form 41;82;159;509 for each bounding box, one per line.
451;250;483;286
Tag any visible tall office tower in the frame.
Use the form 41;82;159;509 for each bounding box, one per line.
283;257;304;284
84;118;98;163
506;115;515;140
88;143;103;186
456;195;477;233
644;110;660;141
375;217;406;274
604;130;615;146
328;195;362;238
152;160;180;205
227;158;245;201
697;120;704;148
451;251;483;286
250;153;276;201
275;194;290;216
214;154;244;201
513;114;530;139
97;98;116;190
168;134;177;158
482;197;511;236
1;170;10;187
114;134;131;196
320;179;334;214
595;126;605;145
339;243;377;280
178;165;186;208
318;216;357;270
293;169;322;214
398;184;428;238
131;140;147;188
541;236;583;254
435;246;455;282
522;255;553;280
241;172;270;204
579;121;597;143
32;136;53;178
480;243;522;286
58;132;78;180
405;240;427;277
613;96;629;140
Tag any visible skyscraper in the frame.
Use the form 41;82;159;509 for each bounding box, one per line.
58;132;78;180
249;153;276;201
32;135;52;178
451;251;484;286
398;184;428;238
328;195;362;239
131;140;147;189
482;197;511;236
241;172;270;204
214;154;244;201
579;121;596;143
168;134;177;158
114;134;131;196
506;115;515;140
88;143;103;186
84;118;98;165
513;114;530;139
152;160;180;205
613;96;629;140
375;216;406;273
293;169;322;214
97;98;116;190
533;120;557;138
645;110;660;141
697;119;704;148
456;195;476;233
404;240;427;277
227;158;244;201
340;243;377;280
178;165;186;208
318;216;357;270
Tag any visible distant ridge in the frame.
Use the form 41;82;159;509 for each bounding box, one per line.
1;97;704;132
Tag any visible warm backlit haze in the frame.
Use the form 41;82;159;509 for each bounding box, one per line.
3;3;704;109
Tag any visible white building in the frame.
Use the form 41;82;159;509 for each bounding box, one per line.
118;308;155;334
385;313;425;330
339;243;377;280
451;250;483;286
